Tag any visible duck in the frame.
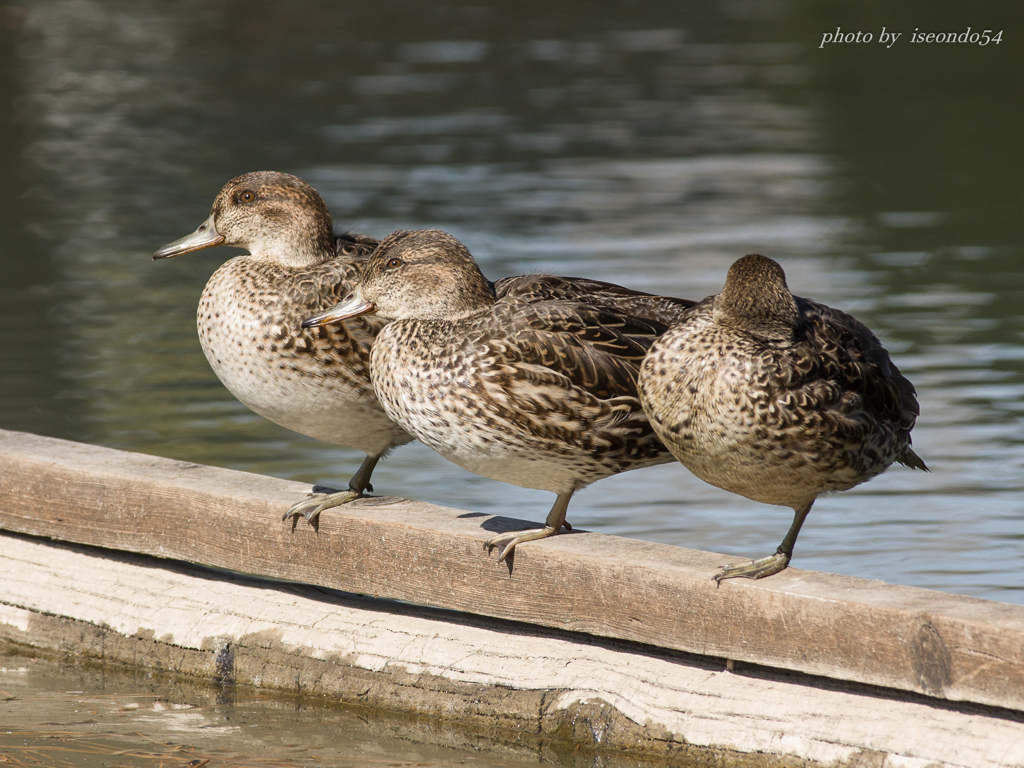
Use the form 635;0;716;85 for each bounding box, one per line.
638;253;927;582
302;228;695;560
153;171;414;523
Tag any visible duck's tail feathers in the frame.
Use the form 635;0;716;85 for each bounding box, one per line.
899;447;929;472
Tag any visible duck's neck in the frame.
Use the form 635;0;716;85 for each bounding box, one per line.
713;255;799;342
380;284;496;323
246;222;337;269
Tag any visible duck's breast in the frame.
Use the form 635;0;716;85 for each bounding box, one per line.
196;257;407;454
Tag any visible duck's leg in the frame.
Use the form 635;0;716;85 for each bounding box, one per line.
712;500;814;583
283;453;381;524
485;490;573;562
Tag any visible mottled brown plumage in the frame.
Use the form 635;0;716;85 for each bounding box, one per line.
304;229;695;560
639;253;927;582
153;172;413;522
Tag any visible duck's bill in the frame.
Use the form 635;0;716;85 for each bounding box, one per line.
302;292;376;328
152;214;225;260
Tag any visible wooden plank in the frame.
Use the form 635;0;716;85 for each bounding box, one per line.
1;428;1023;712
4;533;1023;768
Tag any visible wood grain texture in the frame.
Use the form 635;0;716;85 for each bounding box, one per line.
1;428;1023;712
3;534;1023;768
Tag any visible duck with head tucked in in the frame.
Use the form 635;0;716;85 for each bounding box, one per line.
153;171;414;523
303;228;695;560
639;253;927;583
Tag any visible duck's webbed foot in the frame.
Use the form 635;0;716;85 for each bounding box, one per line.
284;488;363;524
484;490;573;562
485;525;561;562
712;551;790;583
711;501;813;584
282;454;381;525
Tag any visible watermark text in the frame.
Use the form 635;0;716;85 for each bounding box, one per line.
820;27;1003;49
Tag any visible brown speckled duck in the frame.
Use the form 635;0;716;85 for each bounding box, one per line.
303;228;695;560
153;172;413;523
639;253;927;582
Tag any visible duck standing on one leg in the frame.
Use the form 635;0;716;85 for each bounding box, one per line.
639;253;927;583
302;228;694;561
153;172;413;524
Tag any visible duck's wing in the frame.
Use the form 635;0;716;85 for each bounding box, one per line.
495;274;695;328
464;297;673;465
492;295;675;400
332;228;379;261
796;297;926;470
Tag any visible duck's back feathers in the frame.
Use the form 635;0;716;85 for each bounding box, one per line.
333;227;380;259
484;275;694;400
495;274;695;325
494;299;667;401
793;298;926;471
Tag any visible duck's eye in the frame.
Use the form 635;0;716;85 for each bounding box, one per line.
386;257;403;269
239;190;256;203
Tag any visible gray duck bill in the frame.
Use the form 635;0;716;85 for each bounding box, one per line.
302;293;376;328
152;214;225;260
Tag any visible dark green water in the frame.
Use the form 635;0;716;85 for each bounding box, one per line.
0;0;1021;649
0;650;558;767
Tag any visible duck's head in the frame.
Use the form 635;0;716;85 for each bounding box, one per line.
303;229;495;326
152;171;336;268
713;254;799;341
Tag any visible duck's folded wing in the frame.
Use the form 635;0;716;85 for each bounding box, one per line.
795;298;924;468
332;228;379;260
495;274;695;327
490;298;672;400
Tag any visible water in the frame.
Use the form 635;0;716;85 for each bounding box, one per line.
0;1;1021;607
0;651;553;767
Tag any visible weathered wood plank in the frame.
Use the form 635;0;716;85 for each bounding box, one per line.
3;534;1022;768
1;428;1023;712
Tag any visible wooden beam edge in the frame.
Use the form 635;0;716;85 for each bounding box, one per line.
1;428;1023;712
3;534;1022;768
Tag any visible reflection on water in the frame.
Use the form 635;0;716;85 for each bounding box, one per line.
0;0;1020;614
0;652;548;768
